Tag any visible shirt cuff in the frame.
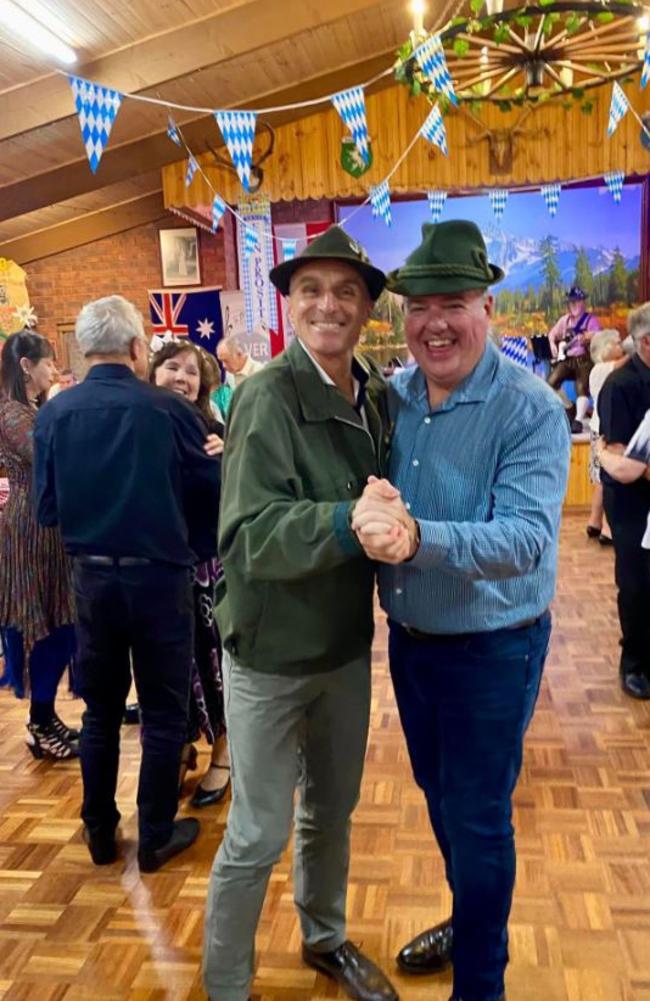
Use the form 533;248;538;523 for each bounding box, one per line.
333;501;363;556
408;519;450;570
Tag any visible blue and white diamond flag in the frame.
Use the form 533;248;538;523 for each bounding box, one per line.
282;239;298;261
413;35;457;106
214;111;257;191
370;181;392;226
211;194;227;230
167;115;182;146
332;86;369;166
427;190;447;222
501;336;528;368
68;75;122;174
420;105;448;156
185;155;198;187
541;183;561;217
604;170;625;203
642;34;650;88
489;188;508;220
607;82;629;136
244;227;260;259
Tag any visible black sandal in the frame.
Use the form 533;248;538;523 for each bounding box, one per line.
190;763;230;808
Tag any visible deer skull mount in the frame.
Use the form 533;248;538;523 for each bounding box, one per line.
206;121;275;194
464;108;545;176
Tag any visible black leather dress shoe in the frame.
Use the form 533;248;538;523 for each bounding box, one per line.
302;941;398;1001
397;919;453;974
190;764;230;807
621;672;650;700
83;825;118;865
138;818;200;873
123;703;140;724
448;995;504;1001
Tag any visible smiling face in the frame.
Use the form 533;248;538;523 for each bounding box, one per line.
154;347;201;402
405;289;492;397
287;260;372;362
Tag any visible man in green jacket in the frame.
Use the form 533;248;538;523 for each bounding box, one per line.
203;227;399;1001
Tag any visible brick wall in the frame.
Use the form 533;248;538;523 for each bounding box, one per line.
25;215;234;348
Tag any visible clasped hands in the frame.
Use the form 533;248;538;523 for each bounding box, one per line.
351;476;419;564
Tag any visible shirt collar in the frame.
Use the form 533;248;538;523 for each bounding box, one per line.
85;363;138;380
297;338;369;411
406;341;497;410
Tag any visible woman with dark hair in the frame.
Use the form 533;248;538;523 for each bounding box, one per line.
149;340;230;806
0;330;77;759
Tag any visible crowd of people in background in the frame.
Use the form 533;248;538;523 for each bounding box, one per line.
0;219;649;1001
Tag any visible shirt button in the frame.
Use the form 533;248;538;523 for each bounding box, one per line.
424;417;431;424
412;459;419;467
395;588;403;595
346;481;353;491
405;502;411;510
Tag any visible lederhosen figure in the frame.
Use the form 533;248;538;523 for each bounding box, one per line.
547;286;600;430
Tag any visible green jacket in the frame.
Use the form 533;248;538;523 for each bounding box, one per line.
216;337;390;675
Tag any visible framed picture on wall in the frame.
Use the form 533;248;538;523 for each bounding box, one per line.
159;227;201;287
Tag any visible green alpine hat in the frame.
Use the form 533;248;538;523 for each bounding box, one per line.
269;225;386;302
386;220;504;297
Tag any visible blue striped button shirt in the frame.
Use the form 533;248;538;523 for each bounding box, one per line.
379;342;571;633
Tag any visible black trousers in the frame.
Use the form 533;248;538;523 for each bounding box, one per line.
73;561;194;849
603;484;650;680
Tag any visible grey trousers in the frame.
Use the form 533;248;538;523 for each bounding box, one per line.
203;650;371;1001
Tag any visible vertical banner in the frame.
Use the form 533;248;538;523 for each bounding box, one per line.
236;196;277;361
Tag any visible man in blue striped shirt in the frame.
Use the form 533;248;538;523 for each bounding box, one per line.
352;221;570;1001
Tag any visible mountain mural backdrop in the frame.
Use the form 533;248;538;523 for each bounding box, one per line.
485;226;640;292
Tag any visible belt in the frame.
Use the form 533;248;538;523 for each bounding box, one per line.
75;555;153;567
397;613;546;642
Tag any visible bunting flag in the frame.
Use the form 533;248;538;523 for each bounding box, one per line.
604;170;625;203
489;188;508;220
413;35;457;106
427;190;447;222
642;34;650;88
214;111;257;191
244;226;260;259
68;75;122;174
541;183;561;217
500;336;529;368
607;82;629;136
185;155;198;187
331;86;370;166
282;239;298;261
370;180;392;226
211;194;227;230
420;105;448;156
167;115;182;146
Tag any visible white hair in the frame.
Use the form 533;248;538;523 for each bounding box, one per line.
589;328;620;364
627;302;650;348
76;295;145;356
218;334;249;356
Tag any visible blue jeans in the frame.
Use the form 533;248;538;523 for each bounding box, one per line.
389;612;551;1001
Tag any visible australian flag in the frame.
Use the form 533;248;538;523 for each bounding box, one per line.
148;286;223;355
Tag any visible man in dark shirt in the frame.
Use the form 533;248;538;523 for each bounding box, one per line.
33;295;221;869
598;302;650;700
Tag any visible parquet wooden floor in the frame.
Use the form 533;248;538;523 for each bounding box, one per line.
0;512;649;1001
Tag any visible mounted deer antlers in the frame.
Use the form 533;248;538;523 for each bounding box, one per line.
460;106;545;175
206;121;275;194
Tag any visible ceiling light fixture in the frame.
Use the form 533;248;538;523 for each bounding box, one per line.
4;0;77;65
410;0;426;35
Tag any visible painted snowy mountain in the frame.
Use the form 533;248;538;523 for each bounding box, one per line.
483;226;639;292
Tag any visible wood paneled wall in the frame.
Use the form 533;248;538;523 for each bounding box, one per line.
163;81;650;206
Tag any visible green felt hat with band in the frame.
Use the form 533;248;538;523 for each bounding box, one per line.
269;225;386;302
386;220;505;297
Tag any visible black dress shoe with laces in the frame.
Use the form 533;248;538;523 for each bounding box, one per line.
448;995;505;1001
397;918;453;974
302;941;398;1001
138;818;200;873
621;672;650;699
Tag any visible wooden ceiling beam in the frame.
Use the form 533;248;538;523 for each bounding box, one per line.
0;191;166;265
0;0;386;143
0;52;394;224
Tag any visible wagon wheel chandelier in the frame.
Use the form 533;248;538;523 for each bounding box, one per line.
397;1;650;110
